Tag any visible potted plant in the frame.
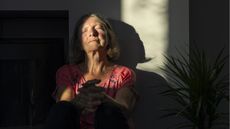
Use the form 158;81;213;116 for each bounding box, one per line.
161;47;229;129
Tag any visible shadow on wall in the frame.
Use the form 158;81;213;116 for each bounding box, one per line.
108;19;179;129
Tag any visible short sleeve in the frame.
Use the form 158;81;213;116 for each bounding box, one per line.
53;64;79;99
56;65;75;87
118;67;136;88
117;67;139;103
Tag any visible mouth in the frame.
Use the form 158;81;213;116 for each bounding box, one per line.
89;39;99;43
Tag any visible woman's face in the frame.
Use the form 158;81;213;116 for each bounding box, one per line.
80;16;108;53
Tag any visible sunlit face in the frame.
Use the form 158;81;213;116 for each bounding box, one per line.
80;16;108;53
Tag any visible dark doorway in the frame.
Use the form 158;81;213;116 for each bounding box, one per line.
0;11;68;127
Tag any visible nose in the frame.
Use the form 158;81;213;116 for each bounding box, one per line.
89;28;98;37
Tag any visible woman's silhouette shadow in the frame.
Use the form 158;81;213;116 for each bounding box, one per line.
108;19;177;129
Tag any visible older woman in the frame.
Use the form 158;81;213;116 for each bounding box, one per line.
44;13;138;129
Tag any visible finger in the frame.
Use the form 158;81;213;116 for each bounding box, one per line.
82;79;101;87
77;94;92;106
79;86;104;93
84;107;98;113
87;100;101;106
78;87;89;93
84;99;102;108
87;86;104;93
87;92;105;100
91;100;102;106
86;79;101;85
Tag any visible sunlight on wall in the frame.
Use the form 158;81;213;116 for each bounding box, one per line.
121;0;169;76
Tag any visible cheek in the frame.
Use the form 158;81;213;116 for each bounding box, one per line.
81;33;86;40
80;35;87;48
81;34;87;44
99;32;107;41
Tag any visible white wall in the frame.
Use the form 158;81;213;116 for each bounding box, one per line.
122;0;189;76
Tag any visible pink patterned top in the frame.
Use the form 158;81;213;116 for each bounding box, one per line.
55;64;136;129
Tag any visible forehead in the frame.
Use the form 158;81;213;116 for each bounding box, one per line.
82;16;105;27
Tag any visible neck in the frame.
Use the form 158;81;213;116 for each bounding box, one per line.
84;51;110;75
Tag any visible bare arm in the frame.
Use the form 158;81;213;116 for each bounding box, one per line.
55;86;75;102
103;86;138;115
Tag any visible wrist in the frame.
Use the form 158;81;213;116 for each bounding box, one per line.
70;96;85;111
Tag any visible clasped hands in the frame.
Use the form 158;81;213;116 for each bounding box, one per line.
72;79;105;114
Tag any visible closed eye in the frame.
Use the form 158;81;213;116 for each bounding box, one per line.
95;25;105;31
82;28;88;33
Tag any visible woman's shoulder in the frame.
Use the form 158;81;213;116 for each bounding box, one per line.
56;64;81;75
113;65;136;86
114;65;135;78
115;65;132;71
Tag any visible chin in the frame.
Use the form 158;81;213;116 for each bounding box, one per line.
89;46;106;52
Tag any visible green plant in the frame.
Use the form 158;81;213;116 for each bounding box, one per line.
161;47;229;129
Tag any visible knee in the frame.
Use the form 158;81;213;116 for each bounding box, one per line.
44;101;80;129
94;103;129;129
95;102;124;118
52;101;76;112
47;101;80;119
